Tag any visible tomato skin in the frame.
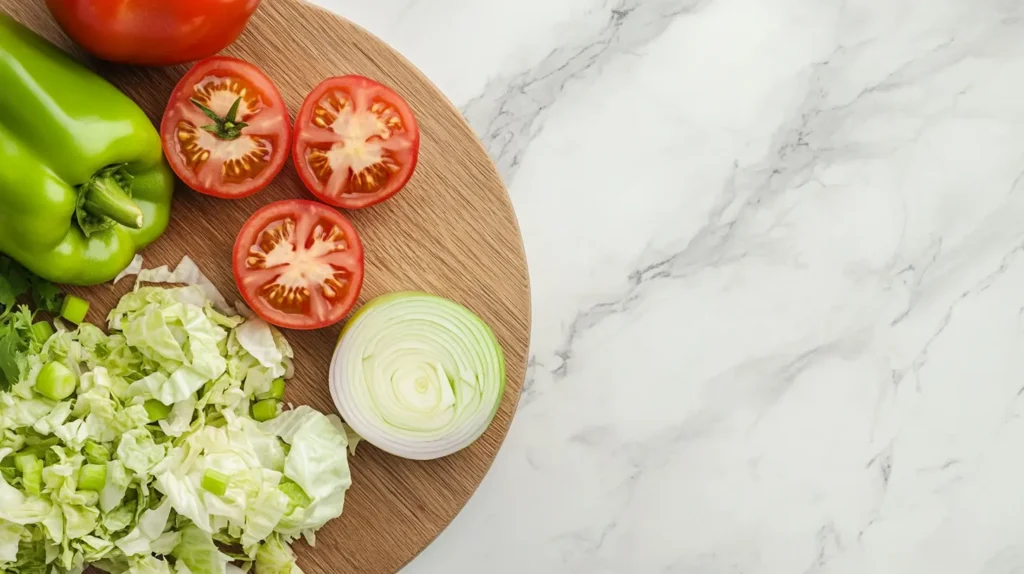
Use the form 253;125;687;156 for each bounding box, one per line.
45;0;260;66
161;56;291;199
233;200;365;330
293;76;420;209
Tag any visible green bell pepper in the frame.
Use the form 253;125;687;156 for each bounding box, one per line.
0;14;173;286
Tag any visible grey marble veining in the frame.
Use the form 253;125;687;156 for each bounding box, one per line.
316;0;1024;572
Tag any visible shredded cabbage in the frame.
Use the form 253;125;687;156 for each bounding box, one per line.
0;279;351;573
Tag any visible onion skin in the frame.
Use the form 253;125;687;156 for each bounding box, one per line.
329;292;505;460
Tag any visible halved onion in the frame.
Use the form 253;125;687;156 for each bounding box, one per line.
329;292;505;460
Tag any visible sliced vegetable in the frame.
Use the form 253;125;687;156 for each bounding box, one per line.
113;253;145;284
78;463;107;491
60;295;90;324
45;0;262;66
257;377;286;401
200;469;230;496
132;255;230;312
330;292;505;460
278;480;311;508
232;200;364;330
293;75;420;209
35;361;77;400
252;399;280;422
172;525;232;574
161;56;291;199
84;440;112;465
21;459;42;495
0;277;348;573
255;533;300;574
31;321;54;343
143;400;173;422
14;453;38;474
259;406;352;533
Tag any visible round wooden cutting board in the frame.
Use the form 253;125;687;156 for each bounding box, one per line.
0;1;530;572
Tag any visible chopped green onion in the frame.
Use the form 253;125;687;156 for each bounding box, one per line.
21;460;42;495
251;399;280;422
143;399;172;422
34;361;76;400
201;469;229;496
78;463;106;491
14;453;38;473
257;378;286;401
83;440;111;465
59;295;89;324
31;321;54;343
279;479;311;508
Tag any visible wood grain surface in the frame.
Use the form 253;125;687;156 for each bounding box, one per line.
0;1;530;572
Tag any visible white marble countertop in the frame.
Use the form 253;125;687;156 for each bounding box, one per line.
317;1;1024;572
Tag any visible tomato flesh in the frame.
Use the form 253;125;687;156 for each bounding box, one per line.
233;200;364;330
294;76;420;209
162;57;290;199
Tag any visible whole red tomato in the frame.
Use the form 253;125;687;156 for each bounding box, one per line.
45;0;262;66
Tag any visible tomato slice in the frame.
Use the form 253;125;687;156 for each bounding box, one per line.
233;200;364;330
293;76;420;209
161;56;291;199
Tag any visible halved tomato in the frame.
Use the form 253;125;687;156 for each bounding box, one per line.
161;56;291;199
293;76;420;209
233;200;364;330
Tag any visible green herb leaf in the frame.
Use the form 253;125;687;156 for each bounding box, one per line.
190;97;247;141
190;98;222;123
0;306;33;391
0;328;21;390
0;255;64;389
0;274;16;314
30;279;63;314
225;96;242;123
2;269;28;303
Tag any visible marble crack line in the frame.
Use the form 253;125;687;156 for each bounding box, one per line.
542;62;838;383
866;443;894;489
854;444;896;544
892;241;1024;389
460;0;714;182
805;522;843;574
533;34;964;389
543;165;744;388
533;7;1018;395
551;461;643;565
890;238;944;326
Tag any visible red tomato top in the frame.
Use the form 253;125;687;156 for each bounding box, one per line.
46;0;261;66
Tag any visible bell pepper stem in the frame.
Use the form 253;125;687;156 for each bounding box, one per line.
82;172;143;229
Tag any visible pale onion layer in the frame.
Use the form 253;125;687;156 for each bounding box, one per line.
329;292;505;460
